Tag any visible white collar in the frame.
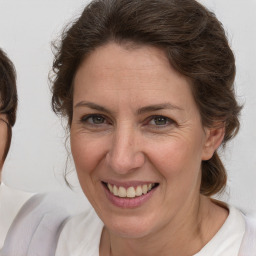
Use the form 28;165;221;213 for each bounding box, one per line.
194;205;245;255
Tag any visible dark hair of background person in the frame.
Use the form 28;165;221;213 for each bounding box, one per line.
0;48;17;162
51;0;242;196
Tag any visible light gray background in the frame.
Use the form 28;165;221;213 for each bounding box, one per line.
0;0;255;215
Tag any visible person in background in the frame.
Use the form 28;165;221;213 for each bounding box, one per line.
0;48;34;250
52;0;256;255
0;49;73;256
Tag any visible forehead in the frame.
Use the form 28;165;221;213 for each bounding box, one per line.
73;42;195;110
75;43;179;81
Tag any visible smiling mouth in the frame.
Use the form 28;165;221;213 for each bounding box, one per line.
102;182;159;198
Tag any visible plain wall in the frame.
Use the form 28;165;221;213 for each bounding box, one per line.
1;0;255;215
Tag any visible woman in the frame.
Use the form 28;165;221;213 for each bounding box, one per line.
53;0;255;255
0;49;71;256
0;48;35;250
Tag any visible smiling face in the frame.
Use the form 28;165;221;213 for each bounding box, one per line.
71;42;219;238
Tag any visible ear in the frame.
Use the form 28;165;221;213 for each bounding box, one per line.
201;124;225;161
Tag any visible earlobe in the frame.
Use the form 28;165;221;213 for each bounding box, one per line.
202;125;225;161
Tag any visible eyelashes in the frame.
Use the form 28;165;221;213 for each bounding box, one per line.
79;114;112;130
147;115;174;127
80;114;176;129
81;115;109;125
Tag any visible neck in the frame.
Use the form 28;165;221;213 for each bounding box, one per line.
101;196;228;256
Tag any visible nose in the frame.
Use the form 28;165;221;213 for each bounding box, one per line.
106;125;145;175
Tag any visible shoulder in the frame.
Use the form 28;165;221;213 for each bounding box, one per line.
239;214;256;255
1;191;82;256
0;183;34;216
56;208;104;256
0;184;34;250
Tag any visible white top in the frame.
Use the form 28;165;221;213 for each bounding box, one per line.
0;183;34;249
56;205;246;256
56;208;103;256
0;188;88;256
194;205;245;256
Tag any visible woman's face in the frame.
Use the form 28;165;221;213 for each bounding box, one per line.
0;114;8;169
71;43;216;238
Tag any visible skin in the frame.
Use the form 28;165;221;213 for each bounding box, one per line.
0;114;8;179
71;42;228;256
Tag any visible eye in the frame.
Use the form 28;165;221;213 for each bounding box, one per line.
148;115;173;126
81;114;107;125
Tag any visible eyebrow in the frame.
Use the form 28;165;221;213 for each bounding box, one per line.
74;101;183;114
74;101;112;114
137;103;183;114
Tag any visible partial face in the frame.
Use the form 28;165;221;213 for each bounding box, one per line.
0;114;8;169
71;43;212;238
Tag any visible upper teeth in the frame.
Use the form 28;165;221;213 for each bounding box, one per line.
107;183;154;198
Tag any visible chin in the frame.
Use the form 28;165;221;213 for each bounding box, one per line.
105;214;157;239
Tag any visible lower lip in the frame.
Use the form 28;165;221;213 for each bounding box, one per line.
103;184;157;209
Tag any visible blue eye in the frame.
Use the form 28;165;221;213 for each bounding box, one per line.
82;115;106;125
149;116;171;126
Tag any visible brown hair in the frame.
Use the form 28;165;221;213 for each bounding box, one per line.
51;0;242;196
0;48;17;162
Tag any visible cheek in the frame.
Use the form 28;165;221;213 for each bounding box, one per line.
0;126;8;162
148;139;203;212
0;139;6;160
147;136;203;182
70;133;109;182
70;134;108;205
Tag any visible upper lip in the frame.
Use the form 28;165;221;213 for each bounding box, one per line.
102;180;158;189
